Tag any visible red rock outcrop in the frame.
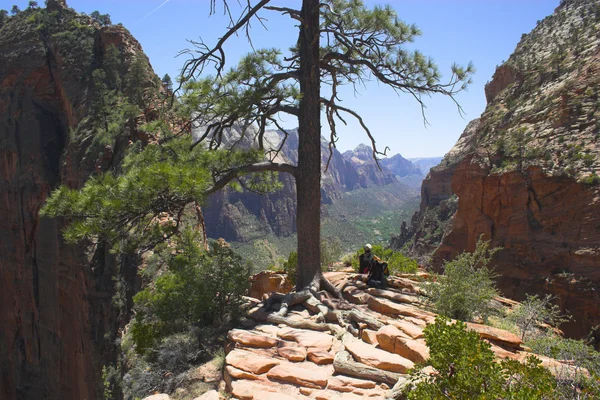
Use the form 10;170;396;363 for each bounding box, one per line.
403;0;600;340
224;272;581;398
0;3;157;398
484;64;522;104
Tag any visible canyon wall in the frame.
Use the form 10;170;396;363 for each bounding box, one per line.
0;2;156;398
402;0;600;338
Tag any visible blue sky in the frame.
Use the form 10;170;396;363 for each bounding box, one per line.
8;0;559;157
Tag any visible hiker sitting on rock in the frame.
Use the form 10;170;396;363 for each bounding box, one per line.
367;259;390;289
359;244;375;274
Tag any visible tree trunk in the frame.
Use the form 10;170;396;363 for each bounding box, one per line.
295;0;321;290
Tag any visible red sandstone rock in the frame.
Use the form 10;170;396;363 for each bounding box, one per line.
361;329;379;345
228;329;280;348
343;287;370;304
375;325;403;353
255;324;281;336
344;336;414;373
376;326;429;363
367;297;434;322
328;376;376;390
366;288;421;305
393;337;430;364
230;380;279;400
248;271;293;300
278;328;333;350
311;390;365;400
225;365;263;381
466;323;523;348
267;363;328;388
254;392;299;400
193;390;221;400
143;395;170;400
278;346;307;362
226;349;280;374
307;348;334;365
387;320;424;339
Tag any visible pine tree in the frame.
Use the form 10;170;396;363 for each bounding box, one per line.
43;0;473;320
179;0;473;293
0;10;8;28
10;5;20;15
90;10;111;26
161;73;173;93
103;45;123;91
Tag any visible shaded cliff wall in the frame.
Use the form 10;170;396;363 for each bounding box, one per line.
0;4;155;399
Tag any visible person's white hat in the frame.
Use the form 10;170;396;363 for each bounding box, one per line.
364;244;372;251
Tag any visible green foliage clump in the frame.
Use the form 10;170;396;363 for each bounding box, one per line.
428;238;499;322
282;251;298;286
507;294;570;341
131;232;250;354
40;138;270;252
0;10;8;28
321;237;343;268
581;174;600;185
527;335;600;398
407;316;555;400
90;10;111;26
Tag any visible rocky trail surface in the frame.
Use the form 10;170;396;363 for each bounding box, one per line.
145;271;584;400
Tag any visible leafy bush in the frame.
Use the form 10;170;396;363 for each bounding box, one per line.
527;335;600;398
407;316;555;399
131;232;250;354
282;251;297;286
321;237;343;268
581;174;600;185
428;238;499;322
507;294;570;341
350;244;418;274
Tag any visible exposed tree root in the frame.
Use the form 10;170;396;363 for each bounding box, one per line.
250;272;391;342
333;350;402;386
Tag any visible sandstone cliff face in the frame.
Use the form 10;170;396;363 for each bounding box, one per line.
404;0;600;338
203;132;398;242
0;3;155;399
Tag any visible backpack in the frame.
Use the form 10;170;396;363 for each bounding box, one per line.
367;260;389;288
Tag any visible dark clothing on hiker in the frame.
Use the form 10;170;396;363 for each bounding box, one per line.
367;260;390;289
359;252;374;274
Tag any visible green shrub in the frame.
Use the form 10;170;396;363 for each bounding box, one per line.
283;251;297;286
507;294;570;341
386;251;418;274
428;238;499;322
131;232;250;354
321;237;343;268
350;245;418;274
527;335;600;397
581;174;600;185
407;316;555;399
